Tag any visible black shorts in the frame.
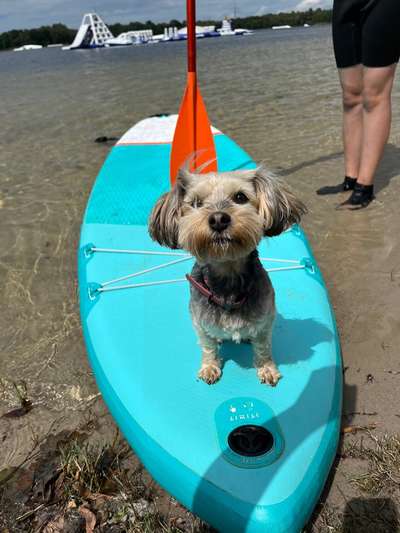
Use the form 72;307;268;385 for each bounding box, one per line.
333;0;400;68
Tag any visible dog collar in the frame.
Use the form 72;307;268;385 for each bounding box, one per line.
186;274;247;311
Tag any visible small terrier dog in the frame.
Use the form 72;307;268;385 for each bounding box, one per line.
149;167;306;386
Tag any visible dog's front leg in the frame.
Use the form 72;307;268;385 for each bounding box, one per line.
252;328;281;386
196;326;222;385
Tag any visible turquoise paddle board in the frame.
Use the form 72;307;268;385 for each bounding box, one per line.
78;114;342;532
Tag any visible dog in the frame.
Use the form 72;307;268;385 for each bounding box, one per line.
148;166;306;385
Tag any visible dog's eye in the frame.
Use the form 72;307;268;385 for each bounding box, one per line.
233;192;248;204
190;198;203;208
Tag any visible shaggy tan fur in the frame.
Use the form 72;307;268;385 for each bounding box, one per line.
149;167;306;385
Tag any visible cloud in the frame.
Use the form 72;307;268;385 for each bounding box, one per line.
256;0;329;17
256;6;270;16
295;0;325;10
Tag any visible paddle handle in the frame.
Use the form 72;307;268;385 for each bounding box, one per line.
187;0;196;73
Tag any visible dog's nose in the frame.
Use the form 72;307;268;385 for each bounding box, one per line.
208;212;231;232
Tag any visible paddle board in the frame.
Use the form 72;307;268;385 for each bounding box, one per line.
78;114;342;532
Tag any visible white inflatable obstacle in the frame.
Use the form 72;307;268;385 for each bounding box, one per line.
64;13;114;50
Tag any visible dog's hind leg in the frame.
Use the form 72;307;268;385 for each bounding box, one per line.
195;327;222;385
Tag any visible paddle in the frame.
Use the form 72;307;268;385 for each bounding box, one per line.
170;0;218;185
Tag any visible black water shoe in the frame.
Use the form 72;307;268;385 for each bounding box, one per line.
316;176;357;195
336;183;374;210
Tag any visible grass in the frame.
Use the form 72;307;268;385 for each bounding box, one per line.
59;437;129;500
54;432;215;532
0;430;213;532
303;431;400;533
2;428;400;532
305;503;343;533
57;436;180;531
344;432;400;495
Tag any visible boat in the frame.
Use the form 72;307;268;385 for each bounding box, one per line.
218;18;253;36
272;25;292;30
78;112;342;532
14;44;43;51
218;18;235;36
63;13;113;50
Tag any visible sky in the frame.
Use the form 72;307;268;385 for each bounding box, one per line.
0;0;332;33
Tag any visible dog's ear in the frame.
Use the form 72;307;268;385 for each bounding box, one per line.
148;167;192;249
252;167;307;237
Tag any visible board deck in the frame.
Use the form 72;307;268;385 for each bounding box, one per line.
78;115;342;532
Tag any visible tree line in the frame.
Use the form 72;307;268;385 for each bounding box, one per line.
0;9;332;51
0;24;75;50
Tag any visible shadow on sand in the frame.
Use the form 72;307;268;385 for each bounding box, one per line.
343;497;399;532
279;142;400;194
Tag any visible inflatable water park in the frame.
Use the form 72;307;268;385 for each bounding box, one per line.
78;1;342;531
62;12;253;50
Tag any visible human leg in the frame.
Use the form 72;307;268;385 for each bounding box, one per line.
337;65;397;209
339;65;364;181
317;1;363;196
357;65;397;186
316;66;363;195
338;0;400;209
325;0;400;206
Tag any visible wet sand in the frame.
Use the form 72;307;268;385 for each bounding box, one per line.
1;25;400;529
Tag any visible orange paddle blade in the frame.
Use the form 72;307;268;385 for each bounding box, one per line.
170;72;217;185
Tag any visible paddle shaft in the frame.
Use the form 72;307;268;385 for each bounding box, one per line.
187;0;197;170
187;0;196;73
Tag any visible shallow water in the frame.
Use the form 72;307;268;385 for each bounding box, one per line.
1;25;400;470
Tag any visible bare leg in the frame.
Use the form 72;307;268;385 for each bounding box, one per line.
318;63;397;201
196;328;221;384
338;65;364;179
357;64;397;186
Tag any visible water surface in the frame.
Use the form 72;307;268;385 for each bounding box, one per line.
1;25;400;470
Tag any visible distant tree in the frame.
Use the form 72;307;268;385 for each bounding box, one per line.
169;19;182;28
0;23;75;49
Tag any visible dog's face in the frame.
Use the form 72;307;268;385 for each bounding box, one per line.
178;172;263;261
149;167;306;262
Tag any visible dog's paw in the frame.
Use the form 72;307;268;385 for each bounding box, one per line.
198;364;222;385
257;364;281;386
